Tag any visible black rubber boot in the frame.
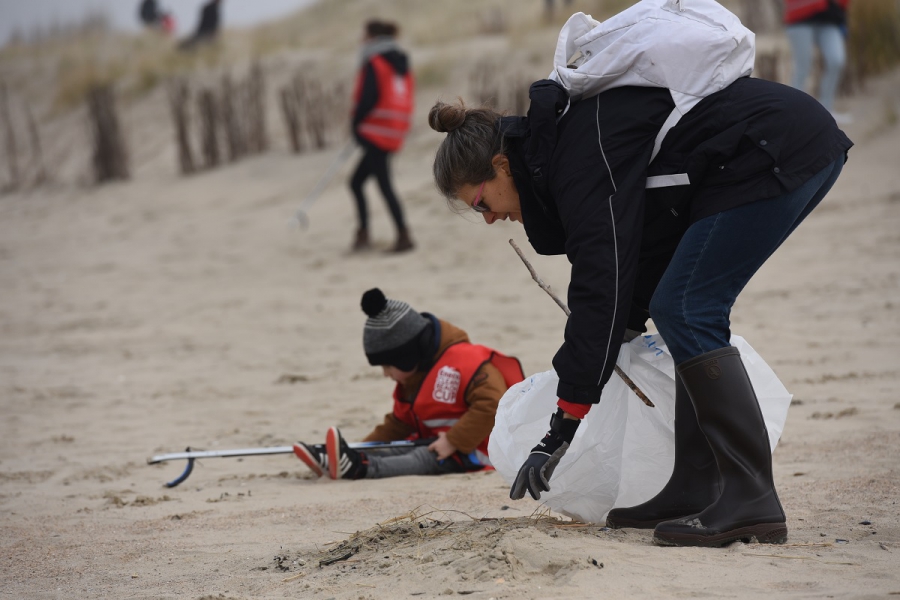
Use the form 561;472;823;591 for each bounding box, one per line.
654;347;787;547
606;375;721;529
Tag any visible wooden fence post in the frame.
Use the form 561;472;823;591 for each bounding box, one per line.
87;84;130;183
0;82;20;190
197;87;220;169
167;78;195;175
247;61;268;154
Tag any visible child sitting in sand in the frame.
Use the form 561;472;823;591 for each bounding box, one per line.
294;288;524;480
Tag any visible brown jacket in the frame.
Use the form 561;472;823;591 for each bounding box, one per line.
362;318;511;454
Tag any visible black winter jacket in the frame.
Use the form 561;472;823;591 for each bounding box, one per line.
503;78;852;405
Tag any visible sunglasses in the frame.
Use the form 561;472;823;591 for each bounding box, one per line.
472;180;490;213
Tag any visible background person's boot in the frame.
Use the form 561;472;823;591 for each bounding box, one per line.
654;346;787;547
388;227;414;253
351;228;371;252
606;375;721;529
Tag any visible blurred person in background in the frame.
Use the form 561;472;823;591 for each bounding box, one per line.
160;11;176;36
138;0;175;35
785;0;852;123
179;0;222;50
348;20;415;253
138;0;164;28
138;0;162;28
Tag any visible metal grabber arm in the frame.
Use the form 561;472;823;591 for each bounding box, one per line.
147;439;432;488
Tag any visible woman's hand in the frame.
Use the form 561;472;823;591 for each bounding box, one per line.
509;409;580;500
428;431;458;460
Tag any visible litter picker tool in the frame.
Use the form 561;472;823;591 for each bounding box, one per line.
290;140;357;229
148;439;431;488
509;238;654;407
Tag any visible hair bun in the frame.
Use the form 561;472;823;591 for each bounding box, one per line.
428;101;466;133
361;288;388;317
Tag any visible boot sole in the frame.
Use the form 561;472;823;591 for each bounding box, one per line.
653;522;788;547
292;444;324;478
606;506;714;529
607;515;681;530
606;515;668;529
325;427;341;480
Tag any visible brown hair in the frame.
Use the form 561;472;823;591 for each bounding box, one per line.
365;20;399;38
428;100;505;200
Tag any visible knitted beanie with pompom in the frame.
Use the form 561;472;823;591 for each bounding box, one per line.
361;288;430;371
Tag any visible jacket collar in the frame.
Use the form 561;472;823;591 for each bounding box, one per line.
359;37;400;64
498;79;570;255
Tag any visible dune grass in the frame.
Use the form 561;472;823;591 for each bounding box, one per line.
5;0;897;119
847;0;900;81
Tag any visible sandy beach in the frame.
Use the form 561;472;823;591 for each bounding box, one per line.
2;5;900;597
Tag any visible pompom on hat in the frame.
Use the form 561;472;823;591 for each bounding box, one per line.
361;288;430;371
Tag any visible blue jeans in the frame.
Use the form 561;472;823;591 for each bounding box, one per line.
786;23;847;112
650;158;844;366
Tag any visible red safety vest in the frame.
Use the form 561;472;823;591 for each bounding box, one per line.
784;0;848;24
391;343;524;465
353;54;414;152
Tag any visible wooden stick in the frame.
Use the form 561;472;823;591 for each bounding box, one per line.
318;551;354;567
509;239;654;408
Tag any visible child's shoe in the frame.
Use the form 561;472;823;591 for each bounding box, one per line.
325;427;368;480
293;442;328;478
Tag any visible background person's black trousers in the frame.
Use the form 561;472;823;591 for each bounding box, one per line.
349;144;406;232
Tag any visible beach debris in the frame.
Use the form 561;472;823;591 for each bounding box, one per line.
275;373;310;384
319;549;356;567
103;491;172;508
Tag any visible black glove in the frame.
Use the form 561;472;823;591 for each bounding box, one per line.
509;408;581;501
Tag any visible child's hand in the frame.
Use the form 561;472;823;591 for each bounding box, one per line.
428;431;457;460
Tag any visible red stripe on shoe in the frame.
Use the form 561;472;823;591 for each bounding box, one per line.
293;444;324;478
326;427;341;480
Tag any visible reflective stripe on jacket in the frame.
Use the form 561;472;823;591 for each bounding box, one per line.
391;343;524;459
354;54;413;152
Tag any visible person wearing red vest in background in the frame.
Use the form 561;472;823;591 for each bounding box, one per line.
784;0;852;123
349;20;416;253
293;288;525;480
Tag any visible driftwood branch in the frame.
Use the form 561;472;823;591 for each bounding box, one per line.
509;239;654;408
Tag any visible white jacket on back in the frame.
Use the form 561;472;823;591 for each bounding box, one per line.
548;0;756;171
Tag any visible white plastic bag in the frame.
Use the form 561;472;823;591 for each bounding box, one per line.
489;334;791;523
